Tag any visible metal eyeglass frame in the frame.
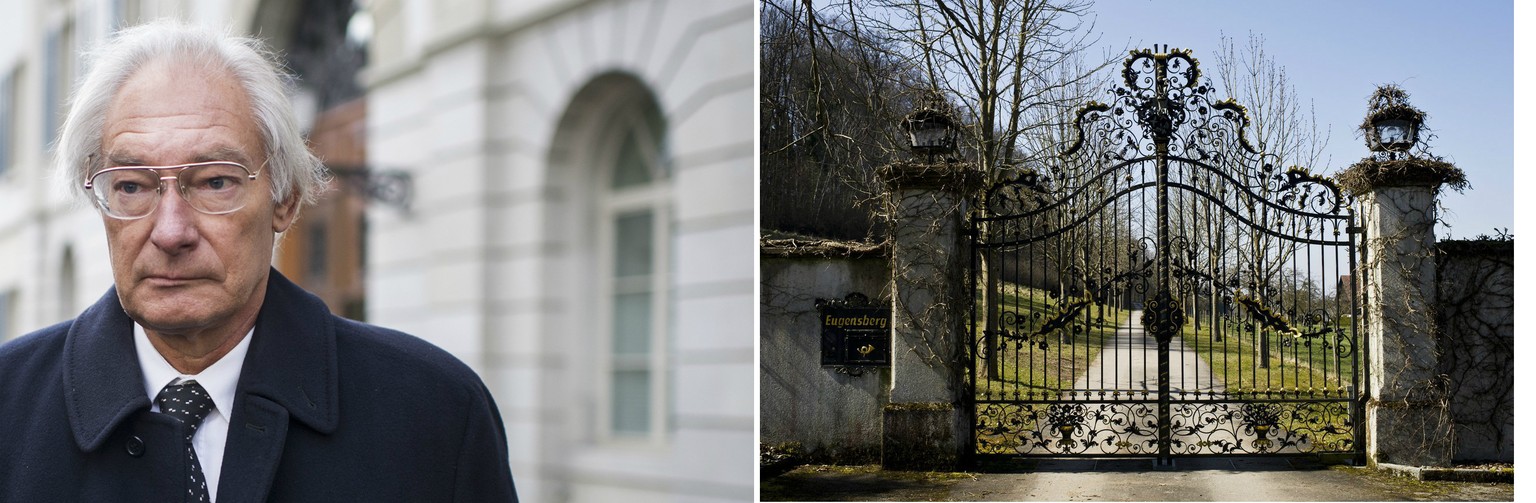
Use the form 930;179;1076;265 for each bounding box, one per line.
83;161;264;220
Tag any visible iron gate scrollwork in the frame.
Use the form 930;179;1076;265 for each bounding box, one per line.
968;47;1363;463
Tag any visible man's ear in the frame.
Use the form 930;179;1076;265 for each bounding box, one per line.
272;193;301;233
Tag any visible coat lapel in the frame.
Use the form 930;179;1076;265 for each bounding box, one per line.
63;287;149;452
217;269;339;502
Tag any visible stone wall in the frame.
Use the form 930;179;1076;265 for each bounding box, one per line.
1355;183;1453;466
760;239;890;462
1436;239;1514;462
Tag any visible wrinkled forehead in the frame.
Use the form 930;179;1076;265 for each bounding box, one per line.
100;57;263;167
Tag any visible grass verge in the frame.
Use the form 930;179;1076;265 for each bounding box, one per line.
970;282;1128;401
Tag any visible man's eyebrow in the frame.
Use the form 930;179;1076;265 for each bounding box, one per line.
194;147;254;165
104;153;146;166
104;147;254;167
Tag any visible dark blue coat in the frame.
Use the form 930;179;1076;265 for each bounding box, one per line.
0;270;518;502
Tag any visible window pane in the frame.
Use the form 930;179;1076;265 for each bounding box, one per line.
610;129;650;189
0;290;13;341
43;23;71;149
43;31;58;149
307;223;329;281
613;210;653;278
0;69;12;175
612;292;651;355
611;370;650;435
642;104;669;179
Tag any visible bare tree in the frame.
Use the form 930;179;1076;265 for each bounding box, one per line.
760;0;925;240
1191;32;1335;364
1212;33;1329;173
846;0;1111;182
763;0;1115;235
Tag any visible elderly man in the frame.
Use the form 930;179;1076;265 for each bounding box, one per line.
0;21;517;502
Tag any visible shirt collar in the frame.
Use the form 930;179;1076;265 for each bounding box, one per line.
134;323;252;419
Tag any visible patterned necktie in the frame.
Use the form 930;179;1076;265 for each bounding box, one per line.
155;380;215;503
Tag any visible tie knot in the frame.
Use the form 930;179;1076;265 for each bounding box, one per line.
155;380;215;433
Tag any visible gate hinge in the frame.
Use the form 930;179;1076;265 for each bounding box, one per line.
1345;225;1364;235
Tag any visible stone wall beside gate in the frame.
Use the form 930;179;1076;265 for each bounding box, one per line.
760;237;890;463
1436;239;1514;462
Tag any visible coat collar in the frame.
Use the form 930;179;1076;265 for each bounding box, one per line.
64;268;339;451
63;287;147;452
236;269;339;434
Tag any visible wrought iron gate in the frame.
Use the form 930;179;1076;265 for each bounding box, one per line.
968;48;1364;463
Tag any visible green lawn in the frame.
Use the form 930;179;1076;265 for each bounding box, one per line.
1176;318;1359;452
970;282;1128;401
1177;319;1358;398
969;287;1359;399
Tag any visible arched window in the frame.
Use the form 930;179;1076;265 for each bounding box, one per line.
596;97;670;441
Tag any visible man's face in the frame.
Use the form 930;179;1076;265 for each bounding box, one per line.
100;58;297;335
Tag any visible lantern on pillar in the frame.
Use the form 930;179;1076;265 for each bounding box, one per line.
902;108;957;162
1362;85;1426;159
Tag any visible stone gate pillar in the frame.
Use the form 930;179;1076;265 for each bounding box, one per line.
1345;164;1458;468
876;161;979;470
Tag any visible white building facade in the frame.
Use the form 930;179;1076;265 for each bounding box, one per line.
0;1;756;501
0;0;171;350
362;0;755;501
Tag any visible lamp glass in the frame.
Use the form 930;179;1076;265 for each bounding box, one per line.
1374;118;1415;150
911;124;950;149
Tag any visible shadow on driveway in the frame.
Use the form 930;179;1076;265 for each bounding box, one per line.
761;465;968;502
762;460;1514;502
975;457;1333;473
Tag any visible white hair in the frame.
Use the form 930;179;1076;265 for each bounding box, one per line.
56;19;328;210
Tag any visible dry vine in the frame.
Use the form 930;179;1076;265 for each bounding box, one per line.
878;162;980;400
1337;158;1468;196
1434;236;1514;462
1355;182;1455;465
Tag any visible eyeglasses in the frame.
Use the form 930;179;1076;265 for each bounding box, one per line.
84;161;262;220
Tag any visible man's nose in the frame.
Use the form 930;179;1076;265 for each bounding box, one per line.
147;181;199;253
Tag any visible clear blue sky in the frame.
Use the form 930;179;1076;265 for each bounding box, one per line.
1087;0;1514;239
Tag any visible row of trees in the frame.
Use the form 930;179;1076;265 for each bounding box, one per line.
761;0;913;239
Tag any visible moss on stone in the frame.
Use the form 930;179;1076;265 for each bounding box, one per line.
884;402;954;412
1337;158;1467;196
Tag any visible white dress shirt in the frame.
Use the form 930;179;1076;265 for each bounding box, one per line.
135;324;252;503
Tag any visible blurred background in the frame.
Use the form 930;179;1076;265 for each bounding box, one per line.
0;0;754;501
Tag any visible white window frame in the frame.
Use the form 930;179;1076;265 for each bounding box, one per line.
593;101;672;445
0;65;16;179
43;19;74;150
